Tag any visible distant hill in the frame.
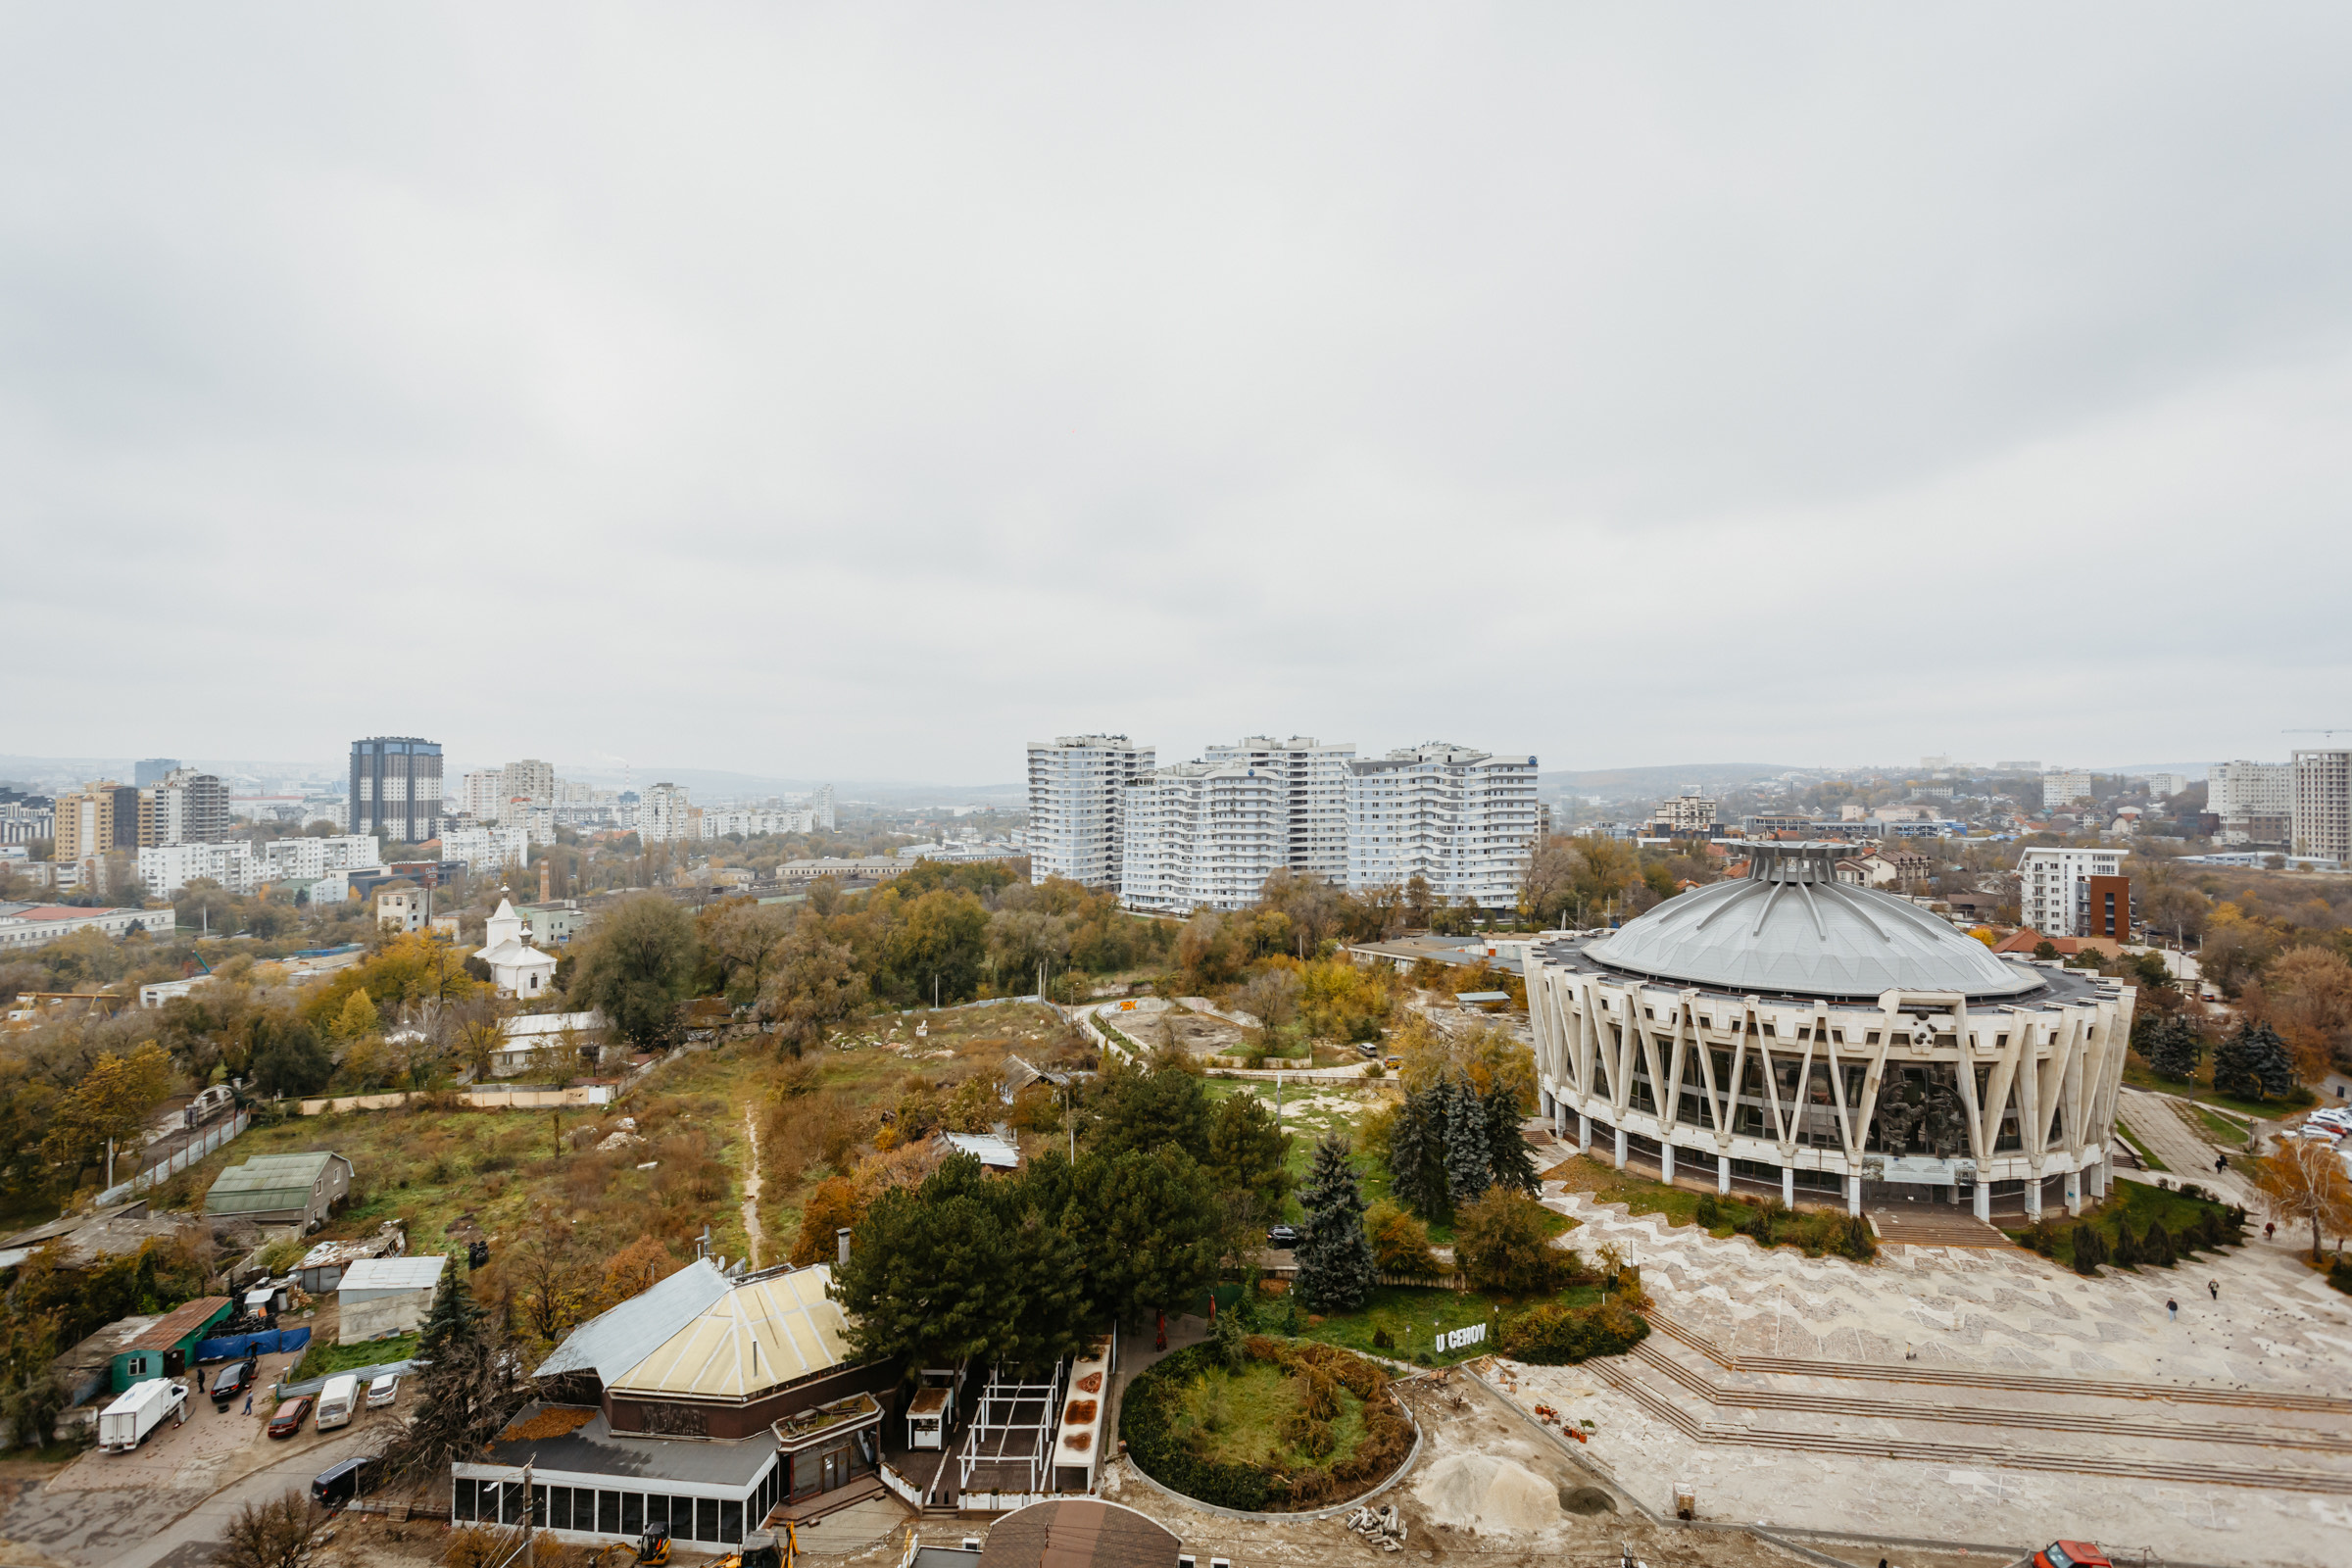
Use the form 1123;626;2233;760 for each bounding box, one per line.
1544;763;1800;799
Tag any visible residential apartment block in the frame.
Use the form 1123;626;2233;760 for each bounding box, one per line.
351;737;444;844
636;782;695;845
1027;736;1154;889
2039;771;2093;810
138;767;230;847
1120;759;1287;914
437;824;531;875
1648;790;1717;836
139;840;261;897
457;769;506;822
2016;846;2128;938
2292;748;2352;863
1344;743;1540;909
1200;736;1353;883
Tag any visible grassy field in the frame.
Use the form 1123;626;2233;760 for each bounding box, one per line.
1167;1358;1369;1470
1204;1079;1393;1226
290;1331;418;1383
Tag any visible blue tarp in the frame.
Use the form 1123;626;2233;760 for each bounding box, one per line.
195;1326;312;1363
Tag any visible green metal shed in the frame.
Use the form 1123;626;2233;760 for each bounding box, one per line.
110;1296;232;1392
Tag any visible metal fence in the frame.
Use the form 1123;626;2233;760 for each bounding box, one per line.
96;1109;250;1206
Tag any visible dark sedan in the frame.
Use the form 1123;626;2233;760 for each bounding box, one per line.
210;1356;260;1409
1266;1224;1300;1250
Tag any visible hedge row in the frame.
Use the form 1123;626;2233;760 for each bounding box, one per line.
1498;1298;1649;1364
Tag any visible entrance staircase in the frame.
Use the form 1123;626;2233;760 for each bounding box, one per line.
1589;1312;2352;1496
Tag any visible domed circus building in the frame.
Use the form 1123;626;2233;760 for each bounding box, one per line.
1524;843;2136;1221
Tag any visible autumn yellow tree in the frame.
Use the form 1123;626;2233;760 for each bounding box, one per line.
42;1040;173;1185
2256;1139;2352;1264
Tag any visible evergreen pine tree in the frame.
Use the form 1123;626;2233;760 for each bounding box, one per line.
2145;1017;2202;1082
1484;1082;1540;1195
1445;1076;1491;1209
1294;1137;1377;1314
1388;1082;1435;1216
2143;1218;2177;1267
2070;1223;2107;1276
2213;1022;2297;1102
388;1256;527;1483
2110;1222;2141;1269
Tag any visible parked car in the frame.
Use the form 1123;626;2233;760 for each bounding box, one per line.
365;1374;400;1409
2031;1544;2111;1568
210;1356;260;1409
268;1396;314;1439
1266;1224;1300;1250
311;1453;383;1509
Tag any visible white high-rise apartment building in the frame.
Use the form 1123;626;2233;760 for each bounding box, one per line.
2293;749;2352;863
2016;846;2125;937
1344;743;1540;908
1027;736;1153;888
2040;771;2094;809
1121;760;1287;913
637;782;694;844
2208;760;2293;844
457;770;506;821
813;784;836;831
1200;737;1354;882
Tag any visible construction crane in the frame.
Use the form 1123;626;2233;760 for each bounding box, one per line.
2284;728;2352;743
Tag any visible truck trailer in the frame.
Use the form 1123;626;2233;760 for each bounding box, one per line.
99;1379;188;1452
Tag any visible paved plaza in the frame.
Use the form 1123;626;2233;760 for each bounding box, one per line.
1498;1178;2352;1568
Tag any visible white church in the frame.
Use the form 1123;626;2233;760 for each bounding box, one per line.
474;897;558;1001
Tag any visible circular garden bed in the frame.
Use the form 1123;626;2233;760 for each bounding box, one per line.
1119;1335;1414;1513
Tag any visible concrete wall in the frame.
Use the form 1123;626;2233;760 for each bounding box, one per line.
339;1289;432;1344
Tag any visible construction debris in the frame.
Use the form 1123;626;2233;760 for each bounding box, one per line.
1343;1502;1407;1552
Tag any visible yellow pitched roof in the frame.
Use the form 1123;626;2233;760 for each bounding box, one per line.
609;1265;853;1399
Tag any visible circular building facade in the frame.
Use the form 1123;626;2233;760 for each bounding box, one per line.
1525;843;2134;1220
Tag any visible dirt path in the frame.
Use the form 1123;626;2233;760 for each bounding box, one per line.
742;1103;764;1269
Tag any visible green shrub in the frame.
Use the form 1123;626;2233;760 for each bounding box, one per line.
1118;1345;1274;1511
2328;1257;2352;1298
1498;1298;1648;1364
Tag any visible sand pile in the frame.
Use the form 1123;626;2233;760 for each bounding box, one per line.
1410;1452;1562;1535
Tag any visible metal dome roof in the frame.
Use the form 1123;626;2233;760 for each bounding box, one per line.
1584;843;2043;1002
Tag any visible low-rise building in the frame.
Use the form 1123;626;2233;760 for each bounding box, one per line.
518;901;593;945
294;1221;410;1293
491;1011;607;1077
107;1296;233;1394
458;1259;892;1550
474;899;557;1000
776;857;906;885
204;1152;354;1232
376;887;428;934
0;903;175;952
337;1254;446;1343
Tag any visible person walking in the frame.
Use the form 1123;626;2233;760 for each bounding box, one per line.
2208;1278;2220;1301
242;1392;253;1415
2265;1222;2276;1242
2167;1298;2178;1321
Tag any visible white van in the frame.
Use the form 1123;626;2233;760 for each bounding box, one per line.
314;1373;361;1432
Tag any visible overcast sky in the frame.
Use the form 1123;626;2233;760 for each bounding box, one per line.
7;6;2349;784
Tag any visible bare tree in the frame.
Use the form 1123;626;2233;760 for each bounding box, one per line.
210;1489;318;1568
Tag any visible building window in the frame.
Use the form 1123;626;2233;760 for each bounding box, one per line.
599;1490;620;1535
453;1479;477;1521
550;1488;572;1530
721;1500;744;1543
647;1494;668;1533
697;1497;720;1542
622;1494;643;1535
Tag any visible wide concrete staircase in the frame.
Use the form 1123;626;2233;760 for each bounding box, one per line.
1587;1312;2352;1495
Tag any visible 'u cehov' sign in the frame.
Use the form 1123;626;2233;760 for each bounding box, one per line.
1441;1322;1488;1352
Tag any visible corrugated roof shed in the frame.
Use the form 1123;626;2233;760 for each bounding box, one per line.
612;1264;853;1399
126;1297;232;1352
206;1152;345;1214
337;1255;447;1294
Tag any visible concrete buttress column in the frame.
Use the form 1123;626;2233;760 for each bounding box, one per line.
1578;1113;1592;1153
1717;1157;1732;1195
1613;1126;1627;1170
1782;1166;1795;1207
1660;1144;1677;1185
2064;1170;2082;1216
1846;1174;1862;1216
1973;1181;1991;1223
